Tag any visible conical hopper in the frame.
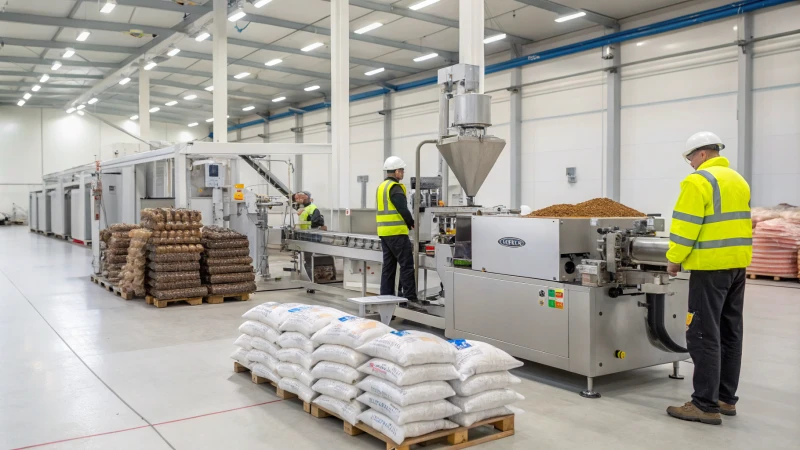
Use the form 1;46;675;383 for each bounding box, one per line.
437;135;506;197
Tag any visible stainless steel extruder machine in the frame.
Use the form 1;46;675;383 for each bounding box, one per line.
285;64;690;397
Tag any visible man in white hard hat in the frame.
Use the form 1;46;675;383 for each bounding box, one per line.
376;156;419;305
665;131;752;425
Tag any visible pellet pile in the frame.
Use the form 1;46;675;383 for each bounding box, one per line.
140;208;207;300
201;226;256;295
527;198;646;218
749;206;800;278
119;228;153;297
102;223;140;284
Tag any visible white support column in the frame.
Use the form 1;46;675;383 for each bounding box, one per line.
174;153;188;208
604;31;621;201
212;0;228;143
138;69;150;141
331;0;350;226
737;13;753;185
509;67;522;208
293;113;304;193
459;0;484;91
382;93;392;161
120;166;136;224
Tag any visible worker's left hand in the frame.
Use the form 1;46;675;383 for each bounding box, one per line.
667;262;681;277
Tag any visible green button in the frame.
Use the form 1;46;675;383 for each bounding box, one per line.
548;300;555;308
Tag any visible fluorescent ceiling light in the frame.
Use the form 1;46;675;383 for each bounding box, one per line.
483;33;506;44
234;72;250;79
63;48;75;58
272;96;286;102
409;0;440;10
265;59;282;66
40;74;50;83
76;105;85;110
149;107;160;113
76;30;91;41
66;108;76;113
184;94;197;100
205;118;214;122
188;122;199;127
253;0;273;7
77;110;85;115
130;115;138;120
32;85;41;91
144;61;157;71
23;93;31;100
304;85;320;91
554;11;586;23
413;52;438;62
301;42;324;52
119;77;131;85
204;86;214;91
51;61;62;70
167;48;181;57
365;67;385;76
17;100;25;106
242;106;255;111
88;98;98;104
195;31;210;42
636;42;645;46
100;0;116;13
165;101;178;106
228;8;246;22
355;22;382;34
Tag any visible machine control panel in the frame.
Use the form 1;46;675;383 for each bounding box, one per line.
204;163;226;188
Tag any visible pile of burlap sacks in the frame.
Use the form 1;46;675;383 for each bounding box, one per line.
749;205;800;278
201;226;256;295
101;223;140;284
140;208;207;300
232;303;524;445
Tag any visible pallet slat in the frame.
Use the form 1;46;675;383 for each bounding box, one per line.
204;292;251;304
146;295;203;308
233;362;296;400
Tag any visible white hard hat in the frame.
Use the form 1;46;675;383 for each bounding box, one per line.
383;156;407;171
683;131;725;162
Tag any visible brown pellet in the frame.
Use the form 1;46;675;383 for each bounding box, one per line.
527;198;646;218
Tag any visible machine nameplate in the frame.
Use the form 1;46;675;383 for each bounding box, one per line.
497;237;526;248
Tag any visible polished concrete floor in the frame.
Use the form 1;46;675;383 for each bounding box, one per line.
2;226;798;450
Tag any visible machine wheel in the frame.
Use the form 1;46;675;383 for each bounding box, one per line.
306;289;316;294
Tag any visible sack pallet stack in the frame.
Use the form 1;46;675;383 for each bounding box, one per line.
748;207;800;280
201;226;257;303
140;208;207;307
118;228;153;299
94;224;139;290
231;303;522;449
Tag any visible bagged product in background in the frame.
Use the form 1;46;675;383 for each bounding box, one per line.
311;361;365;385
255;303;305;329
311;378;362;402
449;371;521;397
147;279;203;290
357;392;461;425
279;305;348;337
357;331;458;366
311;316;394;348
203;239;250;249
448;339;523;380
250;336;280;357
356;376;455;407
312;396;366;425
247;349;279;370
276;362;317;387
239;321;282;343
277;331;319;353
205;248;250;258
276;348;314;371
357;359;460;386
207;281;257;295
149;286;207;300
149;253;201;263
312;344;370;368
448;388;524;414
279;377;318;403
251;363;281;385
233;334;253;351
204;265;254;274
448;406;513;427
230;348;250;368
203;272;256;284
356;410;457;444
147;261;200;272
203;256;253;266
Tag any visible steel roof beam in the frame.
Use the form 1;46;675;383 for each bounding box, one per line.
179;50;342;82
0;56;121;68
0;81;88;89
0;12;178;36
513;0;617;28
150;66;315;95
0;37;138;54
0;70;104;80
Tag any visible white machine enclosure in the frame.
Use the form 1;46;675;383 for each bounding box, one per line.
36;192;51;233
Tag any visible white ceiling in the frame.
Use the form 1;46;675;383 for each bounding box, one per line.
0;0;698;124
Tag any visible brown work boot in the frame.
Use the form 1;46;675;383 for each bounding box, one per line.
719;401;737;416
667;402;722;425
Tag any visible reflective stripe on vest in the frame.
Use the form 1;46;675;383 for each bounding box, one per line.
376;180;408;236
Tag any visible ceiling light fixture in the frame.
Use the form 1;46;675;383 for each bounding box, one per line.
409;0;440;10
272;96;286;102
165;101;178;106
555;11;586;23
63;48;75;58
130;115;138;120
365;67;385;76
355;22;383;34
188;122;199;127
228;7;246;22
636;42;645;46
32;85;41;91
119;77;131;85
77;110;85;116
23;93;31;100
184;94;197;100
252;0;273;7
167;48;181;57
40;74;50;83
242;106;255;111
304;85;320;91
144;61;157;70
67;108;76;114
88;98;98;104
195;31;210;42
17;100;25;106
265;59;282;66
51;61;62;70
483;33;506;44
205;118;214;123
149;107;160;113
413;52;438;62
234;72;250;79
301;42;324;52
100;0;116;13
204;86;214;91
76;30;91;41
76;104;85;110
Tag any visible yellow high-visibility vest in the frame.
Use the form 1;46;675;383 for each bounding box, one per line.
667;157;753;270
298;203;318;230
376;179;409;236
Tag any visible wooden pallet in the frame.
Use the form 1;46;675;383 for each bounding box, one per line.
308;403;514;450
233;362;297;400
747;273;798;282
204;292;252;304
146;295;203;308
112;286;136;300
90;274;116;293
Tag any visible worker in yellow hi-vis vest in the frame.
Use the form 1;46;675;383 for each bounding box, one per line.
665;131;752;426
293;191;325;230
376;156;419;305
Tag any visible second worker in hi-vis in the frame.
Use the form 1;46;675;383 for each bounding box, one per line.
665;131;753;426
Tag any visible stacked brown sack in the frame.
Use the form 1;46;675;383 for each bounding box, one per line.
103;224;140;284
201;226;256;295
119;228;153;296
749;206;800;278
141;208;207;300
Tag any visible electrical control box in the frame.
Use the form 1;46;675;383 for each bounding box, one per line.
204;163;225;188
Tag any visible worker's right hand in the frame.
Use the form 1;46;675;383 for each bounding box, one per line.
667;262;681;277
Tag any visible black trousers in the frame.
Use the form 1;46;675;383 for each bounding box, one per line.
379;235;417;301
687;268;746;413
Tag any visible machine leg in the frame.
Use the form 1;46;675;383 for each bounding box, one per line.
361;260;367;297
422;268;427;299
580;377;601;399
376;304;397;326
669;361;685;380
